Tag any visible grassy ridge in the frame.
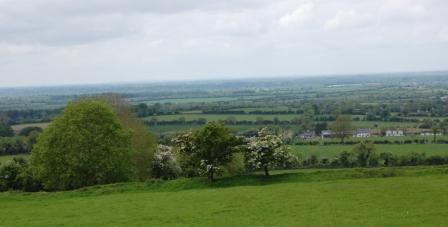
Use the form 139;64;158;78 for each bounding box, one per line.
1;166;448;226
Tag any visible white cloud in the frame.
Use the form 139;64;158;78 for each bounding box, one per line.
0;0;447;87
279;1;314;27
324;10;374;31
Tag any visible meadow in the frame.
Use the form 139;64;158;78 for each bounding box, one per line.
1;166;447;226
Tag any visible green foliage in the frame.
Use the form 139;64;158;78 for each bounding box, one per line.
329;115;353;143
152;145;181;180
246;127;297;175
0;121;14;137
30;100;134;190
18;126;42;136
95;95;157;181
0;136;30;155
223;152;246;176
0;157;40;192
174;122;240;181
352;141;378;167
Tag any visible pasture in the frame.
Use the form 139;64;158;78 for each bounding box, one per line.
1;166;447;226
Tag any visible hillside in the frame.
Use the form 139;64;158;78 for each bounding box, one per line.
1;166;448;226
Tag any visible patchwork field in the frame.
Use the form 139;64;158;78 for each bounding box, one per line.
1;166;447;226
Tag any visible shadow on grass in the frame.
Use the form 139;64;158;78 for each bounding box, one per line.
70;165;448;197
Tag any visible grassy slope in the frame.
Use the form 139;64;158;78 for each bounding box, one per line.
1;167;448;226
291;144;448;158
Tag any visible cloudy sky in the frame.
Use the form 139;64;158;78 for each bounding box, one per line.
0;0;447;87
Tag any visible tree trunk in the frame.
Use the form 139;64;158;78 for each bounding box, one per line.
264;166;269;176
433;133;437;143
208;169;214;182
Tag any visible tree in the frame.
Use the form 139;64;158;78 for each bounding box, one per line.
300;104;315;130
0;121;14;137
0;157;27;191
152;145;181;180
314;122;328;135
31;100;134;190
94;95;157;181
352;141;377;167
174;122;239;182
432;123;440;143
339;150;356;168
0;157;41;192
246;127;292;176
329;116;352;143
18;126;43;136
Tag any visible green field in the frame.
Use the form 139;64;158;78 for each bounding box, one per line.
291;144;448;158
10;115;421;136
1;166;448;226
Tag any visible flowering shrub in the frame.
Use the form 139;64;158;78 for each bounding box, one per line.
152;145;181;180
246;127;298;175
173;123;240;182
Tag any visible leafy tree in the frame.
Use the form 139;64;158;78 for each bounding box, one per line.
0;121;14;137
352;141;377;167
18;126;42;136
0;157;27;191
174;122;239;182
330;116;353;143
432;123;440;143
339;150;356;167
94;95;157;181
300;104;315;130
246;127;293;176
314;122;328;135
379;152;397;167
31;100;134;190
0;157;40;192
152;145;181;180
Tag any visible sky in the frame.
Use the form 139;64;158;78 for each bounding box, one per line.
0;0;448;87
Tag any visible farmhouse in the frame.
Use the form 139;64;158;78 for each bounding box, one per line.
300;130;316;140
385;129;404;137
420;129;442;136
353;128;371;137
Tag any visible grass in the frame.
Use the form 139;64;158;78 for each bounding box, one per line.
291;144;448;158
1;166;448;226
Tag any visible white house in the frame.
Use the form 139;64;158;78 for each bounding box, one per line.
354;128;371;137
300;130;316;140
385;129;404;137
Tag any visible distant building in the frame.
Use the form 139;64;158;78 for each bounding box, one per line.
321;130;332;139
354;128;371;137
300;130;316;140
385;129;404;137
419;129;442;136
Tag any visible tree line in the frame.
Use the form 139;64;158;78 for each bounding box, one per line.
3;98;448;192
